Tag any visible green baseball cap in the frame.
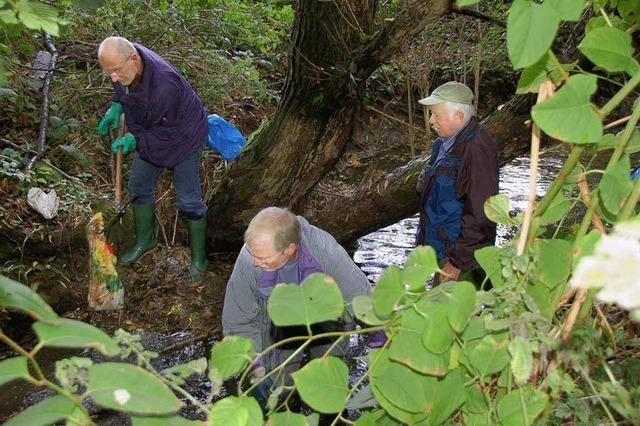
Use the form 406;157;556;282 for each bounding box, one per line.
418;81;474;106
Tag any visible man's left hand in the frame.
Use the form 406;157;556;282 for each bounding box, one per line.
439;261;461;283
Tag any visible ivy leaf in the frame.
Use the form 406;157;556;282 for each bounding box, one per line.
599;155;632;215
484;195;520;226
209;336;254;380
531;74;602;143
507;0;560;69
579;26;639;76
268;273;344;327
292;357;349;414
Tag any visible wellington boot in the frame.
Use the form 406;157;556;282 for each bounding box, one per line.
119;204;157;266
186;217;208;286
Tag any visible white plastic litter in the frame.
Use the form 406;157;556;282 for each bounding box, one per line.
27;187;59;219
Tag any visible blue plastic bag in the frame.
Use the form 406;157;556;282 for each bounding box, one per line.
207;114;247;161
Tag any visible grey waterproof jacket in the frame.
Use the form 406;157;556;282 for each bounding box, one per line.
222;217;371;369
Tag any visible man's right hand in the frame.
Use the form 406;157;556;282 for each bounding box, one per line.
97;102;123;136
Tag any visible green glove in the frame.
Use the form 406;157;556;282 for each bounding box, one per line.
97;102;123;136
111;133;136;155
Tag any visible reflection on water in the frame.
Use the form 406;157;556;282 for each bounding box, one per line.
354;151;565;282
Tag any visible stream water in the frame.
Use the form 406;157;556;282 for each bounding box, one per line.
0;151;566;423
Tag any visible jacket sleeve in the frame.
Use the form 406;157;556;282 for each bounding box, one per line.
451;130;499;271
221;247;266;350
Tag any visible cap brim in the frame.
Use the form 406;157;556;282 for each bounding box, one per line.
418;96;444;105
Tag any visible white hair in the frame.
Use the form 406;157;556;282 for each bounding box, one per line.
441;101;475;122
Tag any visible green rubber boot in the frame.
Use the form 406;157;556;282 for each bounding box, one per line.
119;204;157;266
186;217;208;284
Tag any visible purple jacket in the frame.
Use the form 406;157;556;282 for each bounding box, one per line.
112;44;208;168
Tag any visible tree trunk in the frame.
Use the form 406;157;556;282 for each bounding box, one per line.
207;0;530;249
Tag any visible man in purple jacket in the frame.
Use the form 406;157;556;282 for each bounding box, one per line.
97;36;208;285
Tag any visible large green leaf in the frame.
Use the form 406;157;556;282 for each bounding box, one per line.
3;395;76;426
0;357;30;387
131;415;205;426
444;281;477;333
497;385;548;425
427;368;467;425
579;26;639;76
546;0;585;21
532;239;572;289
161;358;207;386
209;336;254;380
508;336;533;386
372;266;404;318
421;300;454;354
465;333;510;381
402;265;432;291
516;53;573;94
600;155;633;215
462;385;490;415
405;245;439;270
389;307;450;376
33;318;120;356
475;246;505;288
572;230;601;269
0;275;59;322
16;0;63;35
210;396;262;426
507;0;560;69
531;74;602;143
87;363;182;414
293;356;349;414
267;411;308;426
352;295;387;325
268;273;344;327
368;350;428;424
484;195;520;226
538;192;571;225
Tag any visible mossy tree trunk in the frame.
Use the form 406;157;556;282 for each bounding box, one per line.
207;0;530;247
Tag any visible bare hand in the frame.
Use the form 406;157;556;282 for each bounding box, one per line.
439;261;461;283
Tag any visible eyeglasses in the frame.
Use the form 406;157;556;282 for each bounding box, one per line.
102;54;132;77
246;247;285;265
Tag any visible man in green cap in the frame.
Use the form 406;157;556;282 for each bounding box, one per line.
97;36;209;286
415;81;499;282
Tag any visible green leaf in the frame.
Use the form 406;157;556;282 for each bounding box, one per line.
268;273;344;326
516;53;573;94
402;265;432;291
600;155;633;215
421;301;454;354
352;295;387;325
209;336;254;380
209;396;263;426
427;368;466;425
444;281;477;332
456;0;480;6
465;333;510;381
405;245;439;269
3;395;76;426
33;318;120;356
573;231;601;269
16;0;64;36
267;411;308;426
372;266;404;318
507;0;560;69
579;26;639;76
539;192;571;225
586;15;628;33
546;0;585;21
389;307;450;376
0;357;30;387
475;246;505;288
0;275;59;322
292;356;349;414
161;358;207;386
87;363;182;415
0;9;19;25
531;74;603;143
131;415;205;426
462;385;490;415
497;385;548;425
484;195;520;226
509;336;533;386
533;239;572;289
